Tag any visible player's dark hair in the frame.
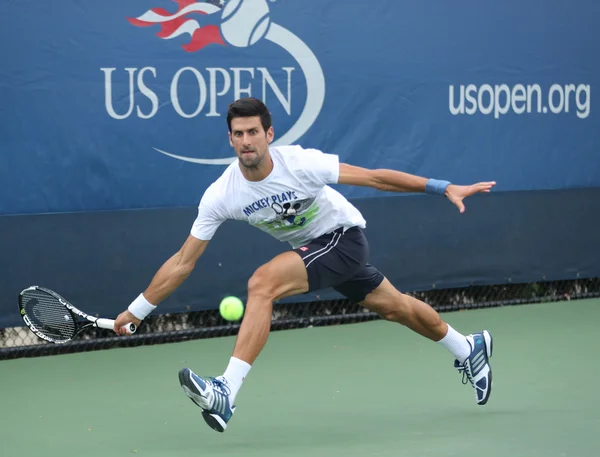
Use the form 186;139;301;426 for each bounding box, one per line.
227;97;272;133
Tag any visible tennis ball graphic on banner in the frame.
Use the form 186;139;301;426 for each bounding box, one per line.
126;0;326;164
221;0;271;47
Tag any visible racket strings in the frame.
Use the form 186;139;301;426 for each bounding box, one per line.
21;290;76;342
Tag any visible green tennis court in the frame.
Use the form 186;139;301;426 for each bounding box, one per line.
1;298;598;457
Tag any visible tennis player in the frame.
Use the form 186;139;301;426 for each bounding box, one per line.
114;97;496;432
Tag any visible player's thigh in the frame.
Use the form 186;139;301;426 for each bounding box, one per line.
248;251;309;301
333;262;385;305
333;264;412;319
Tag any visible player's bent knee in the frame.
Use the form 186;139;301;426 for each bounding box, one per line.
247;265;275;300
247;261;297;301
248;252;309;302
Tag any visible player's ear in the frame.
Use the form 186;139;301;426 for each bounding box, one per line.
228;131;233;147
266;126;274;144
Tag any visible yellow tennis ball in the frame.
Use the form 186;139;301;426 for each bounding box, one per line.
220;296;244;321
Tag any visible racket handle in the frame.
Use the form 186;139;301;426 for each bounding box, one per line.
96;318;137;334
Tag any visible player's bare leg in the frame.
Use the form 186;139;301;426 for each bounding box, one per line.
360;277;448;340
232;251;309;364
179;251;309;432
360;277;494;405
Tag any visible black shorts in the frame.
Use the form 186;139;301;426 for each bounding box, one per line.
292;226;385;303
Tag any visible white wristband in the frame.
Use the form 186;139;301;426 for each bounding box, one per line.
128;293;157;320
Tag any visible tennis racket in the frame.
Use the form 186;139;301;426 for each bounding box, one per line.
18;285;137;344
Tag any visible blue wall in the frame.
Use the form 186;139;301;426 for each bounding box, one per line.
1;188;599;328
1;0;598;327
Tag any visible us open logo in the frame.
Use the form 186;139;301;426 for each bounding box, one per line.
103;0;325;165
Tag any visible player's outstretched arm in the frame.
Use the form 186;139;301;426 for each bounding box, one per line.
113;235;209;333
337;163;496;213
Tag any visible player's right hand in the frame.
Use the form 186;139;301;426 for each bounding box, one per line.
113;310;141;335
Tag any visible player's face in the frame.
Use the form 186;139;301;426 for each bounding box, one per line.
229;116;274;169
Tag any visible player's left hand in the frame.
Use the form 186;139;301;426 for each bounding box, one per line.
445;181;496;213
113;310;141;335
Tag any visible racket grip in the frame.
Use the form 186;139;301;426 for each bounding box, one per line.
96;318;137;334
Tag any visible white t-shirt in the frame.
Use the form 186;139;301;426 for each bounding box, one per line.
190;145;366;249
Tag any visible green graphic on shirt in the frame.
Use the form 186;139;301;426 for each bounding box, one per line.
256;200;320;232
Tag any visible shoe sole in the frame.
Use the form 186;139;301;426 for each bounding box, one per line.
178;368;230;433
478;330;493;406
202;410;228;433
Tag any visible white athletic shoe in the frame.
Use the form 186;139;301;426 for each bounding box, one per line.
178;368;236;432
454;330;493;405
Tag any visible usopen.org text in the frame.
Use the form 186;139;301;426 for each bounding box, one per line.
449;83;590;119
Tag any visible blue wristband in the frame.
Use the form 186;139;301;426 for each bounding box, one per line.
425;179;451;196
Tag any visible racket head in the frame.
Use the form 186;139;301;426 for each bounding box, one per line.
18;286;86;344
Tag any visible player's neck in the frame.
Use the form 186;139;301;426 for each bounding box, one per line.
240;154;274;182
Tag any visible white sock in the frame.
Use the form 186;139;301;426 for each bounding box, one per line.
437;325;472;363
221;357;252;403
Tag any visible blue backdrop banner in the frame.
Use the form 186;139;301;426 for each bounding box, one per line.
1;0;598;215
